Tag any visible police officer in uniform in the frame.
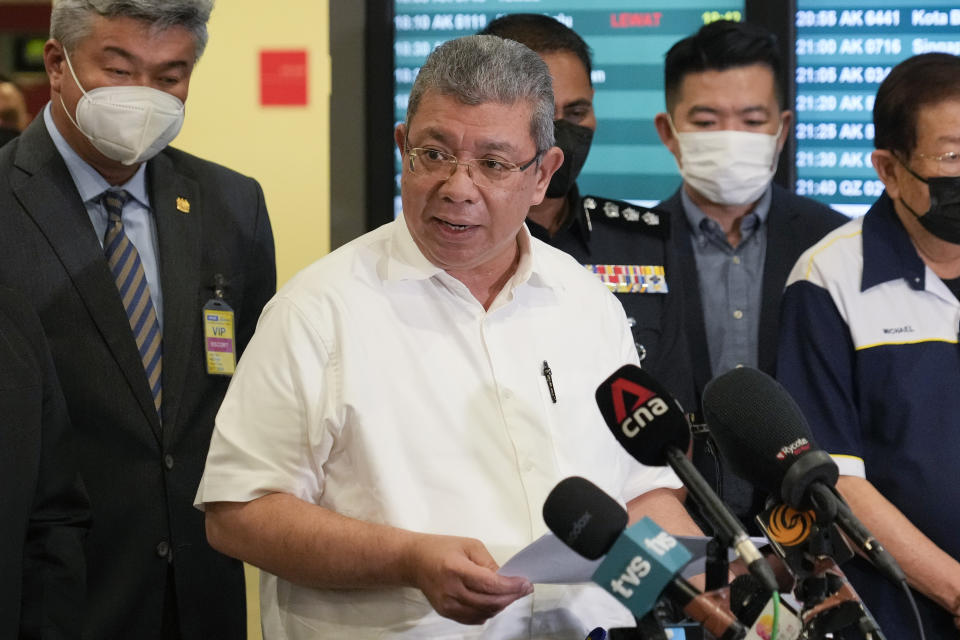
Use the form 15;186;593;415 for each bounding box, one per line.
481;14;694;409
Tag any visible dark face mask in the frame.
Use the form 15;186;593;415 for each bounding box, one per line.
546;119;594;199
899;160;960;244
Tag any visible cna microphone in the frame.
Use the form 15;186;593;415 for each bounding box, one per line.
701;366;906;587
544;476;747;640
594;364;779;593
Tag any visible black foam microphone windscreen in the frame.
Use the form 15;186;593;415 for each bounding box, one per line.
704;368;907;588
701;366;827;495
542;476;627;560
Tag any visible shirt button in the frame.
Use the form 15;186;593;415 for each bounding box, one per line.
733;310;744;320
156;540;170;559
732;256;741;265
503;389;513;400
164;454;174;470
636;343;647;363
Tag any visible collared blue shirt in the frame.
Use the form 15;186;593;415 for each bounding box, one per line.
682;185;771;376
44;104;164;329
778;193;960;638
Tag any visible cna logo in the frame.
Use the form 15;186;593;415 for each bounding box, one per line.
610;378;654;422
776;437;811;461
609;377;669;437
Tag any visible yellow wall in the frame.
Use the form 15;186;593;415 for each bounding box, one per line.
177;0;331;287
174;3;330;637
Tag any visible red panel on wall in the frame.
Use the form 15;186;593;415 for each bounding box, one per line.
0;4;52;31
259;50;308;106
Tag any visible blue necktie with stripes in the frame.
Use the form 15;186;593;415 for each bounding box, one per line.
102;189;163;417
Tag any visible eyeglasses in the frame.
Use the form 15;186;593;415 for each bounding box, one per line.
914;150;960;175
405;146;541;189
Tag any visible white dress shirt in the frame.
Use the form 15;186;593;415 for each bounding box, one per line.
196;214;681;639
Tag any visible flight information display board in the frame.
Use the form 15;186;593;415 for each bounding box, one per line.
393;0;744;213
794;0;960;215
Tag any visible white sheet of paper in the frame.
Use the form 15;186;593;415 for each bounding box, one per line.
497;533;600;583
497;533;769;584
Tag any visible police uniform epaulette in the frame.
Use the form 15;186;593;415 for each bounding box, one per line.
581;195;669;239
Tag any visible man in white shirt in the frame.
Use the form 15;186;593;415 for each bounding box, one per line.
195;34;700;639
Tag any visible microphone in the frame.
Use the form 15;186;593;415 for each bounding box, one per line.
594;364;779;593
543;476;747;640
757;501;888;639
701;366;906;586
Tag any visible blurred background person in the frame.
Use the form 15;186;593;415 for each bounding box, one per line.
0;74;29;146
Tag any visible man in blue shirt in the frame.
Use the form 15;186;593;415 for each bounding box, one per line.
778;53;960;637
652;20;846;530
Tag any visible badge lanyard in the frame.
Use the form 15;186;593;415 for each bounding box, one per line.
203;274;236;376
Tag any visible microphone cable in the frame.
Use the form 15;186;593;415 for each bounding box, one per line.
900;579;926;640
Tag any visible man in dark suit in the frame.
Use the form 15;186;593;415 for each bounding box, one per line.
652;21;846;529
0;1;276;638
0;286;89;639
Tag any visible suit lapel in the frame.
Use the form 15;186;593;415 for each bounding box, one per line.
11;118;163;441
758;186;796;376
663;191;713;401
148;152;201;445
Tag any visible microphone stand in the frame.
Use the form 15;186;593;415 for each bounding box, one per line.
763;506;886;640
757;501;886;640
705;535;730;592
799;490;886;639
799;555;886;640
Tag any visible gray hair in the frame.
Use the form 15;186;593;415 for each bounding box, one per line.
51;0;214;60
406;35;555;153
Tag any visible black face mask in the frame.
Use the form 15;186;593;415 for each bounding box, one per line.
546;119;594;199
899;160;960;244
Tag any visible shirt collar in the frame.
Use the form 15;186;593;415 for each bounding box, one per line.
861;192;927;292
43;103;150;209
681;183;772;238
523;185;593;256
386;213;562;293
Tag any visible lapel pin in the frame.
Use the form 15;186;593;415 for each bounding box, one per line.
176;197;191;214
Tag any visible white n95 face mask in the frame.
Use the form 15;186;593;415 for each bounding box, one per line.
671;118;782;206
60;49;185;166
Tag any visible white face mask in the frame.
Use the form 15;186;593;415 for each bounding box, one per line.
670;117;782;206
60;48;185;166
